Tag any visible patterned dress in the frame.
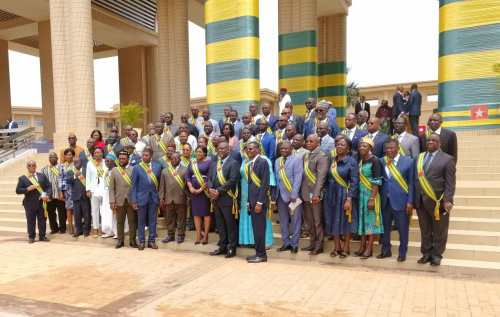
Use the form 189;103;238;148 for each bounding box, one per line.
376;105;393;135
57;162;74;210
358;156;384;235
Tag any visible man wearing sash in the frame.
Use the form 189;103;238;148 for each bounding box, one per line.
273;141;303;254
256;103;278;133
241;112;259;137
393;117;420;159
41;153;66;234
79;138;96;167
161;112;179;137
60;133;84;163
66;157;91;237
292;134;309;159
415;133;456;266
256;119;275;164
190;106;205;135
159;153;188;244
249;102;263;124
344;113;368;152
219;106;232;131
109;151;138;248
203;121;220;156
119;125;134;146
202;108;221;134
357;111;369;131
123;141;142;166
377;140;415;262
208;142;240;258
180;113;199;139
103;133;123;162
131;148;162;250
418;114;458;163
302;101;340;140
273;115;288;146
16;160;52;243
150;121;175;159
301;98;316;129
300;134;329;255
275;124;297;160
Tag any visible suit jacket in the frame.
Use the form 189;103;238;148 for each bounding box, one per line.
239;124;259;138
165;124;179;137
105;136;123;145
418;128;458;163
256;115;278;133
149;133;175;159
273;155;303;203
392;91;405;118
159;165;188;205
211;151;242;167
16;173;52;210
319;134;335;154
79;149;93;168
370;132;390;158
103;143;124;159
290;113;301;133
256;132;276;165
129;153;142;166
187;123;199;139
414;151;456;210
397;132;420;159
303;118;340;140
343;128;368;152
66;168;87;201
108;165;134;206
300;110;315;134
229;120;244;140
406;89;422;116
219;118;229;131
85;161;104;193
207;157;240;207
300;148;329;202
5;121;18;136
247;156;270;208
131;161;162;206
380;155;415;211
355;102;371;117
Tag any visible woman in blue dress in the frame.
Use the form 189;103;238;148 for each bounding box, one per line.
58;148;75;235
323;137;359;258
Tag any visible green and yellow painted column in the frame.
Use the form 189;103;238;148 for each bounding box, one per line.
317;14;347;128
205;0;259;119
438;0;500;131
278;0;317;115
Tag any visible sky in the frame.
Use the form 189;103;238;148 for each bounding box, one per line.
8;0;439;111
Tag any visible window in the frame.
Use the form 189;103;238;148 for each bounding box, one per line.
427;94;438;102
37;120;43;126
18;119;27;126
106;122;113;129
366;99;379;107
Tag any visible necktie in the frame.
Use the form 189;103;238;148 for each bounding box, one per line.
32;174;37;181
423;153;433;173
388;159;394;179
319;138;323;146
283;157;287;164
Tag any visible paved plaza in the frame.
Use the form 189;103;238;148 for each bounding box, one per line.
0;236;500;316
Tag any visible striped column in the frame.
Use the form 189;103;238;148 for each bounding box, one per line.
205;0;259;119
438;0;500;131
278;0;317;115
317;14;347;128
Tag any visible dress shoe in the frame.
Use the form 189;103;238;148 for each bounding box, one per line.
59;230;66;234
209;248;227;256
138;243;145;250
247;256;267;263
177;237;184;244
376;252;392;259
300;233;310;239
397;255;406;262
28;238;35;244
309;249;324;255
39;236;50;242
83;233;89;237
430;258;441;266
130;241;138;248
101;232;114;238
327;236;334;240
247;244;255;248
301;245;314;251
246;254;257;261
277;245;292;252
148;242;158;249
161;236;175;243
225;248;236;258
417;256;431;264
378;236;383;244
115;240;124;249
72;232;82;237
50;230;58;234
291;246;298;253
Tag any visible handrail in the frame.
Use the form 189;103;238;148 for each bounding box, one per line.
0;127;36;161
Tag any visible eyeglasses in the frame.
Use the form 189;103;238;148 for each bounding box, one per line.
394;122;406;126
27;164;36;167
305;102;313;104
277;119;286;122
316;109;325;112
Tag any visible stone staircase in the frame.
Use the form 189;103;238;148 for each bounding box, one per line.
1;137;500;275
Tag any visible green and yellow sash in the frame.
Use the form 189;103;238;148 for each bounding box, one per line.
275;130;284;143
106;144;119;165
278;157;295;215
330;149;337;158
203;134;215;155
304;153;317;185
239;142;248;159
359;161;381;226
384;157;408;193
417;153;443;220
392;135;406;156
49;164;59;177
246;158;271;219
164;125;173;136
155;134;167;154
255;134;266;155
217;158;239;219
192;160;211;200
117;166;132;187
222;117;229;124
105;170;110;188
331;158;351;222
181;156;190;166
168;164;184;189
305;111;311;121
139;162;158;190
71;167;86;187
26;173;47;217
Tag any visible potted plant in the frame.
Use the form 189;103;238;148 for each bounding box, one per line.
118;101;148;137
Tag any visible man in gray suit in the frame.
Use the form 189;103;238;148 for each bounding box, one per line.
300;134;329;255
161;112;179;137
150;121;175;159
415;133;456;266
273;141;304;253
393;117;420;159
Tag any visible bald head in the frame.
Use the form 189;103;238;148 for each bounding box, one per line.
367;117;381;134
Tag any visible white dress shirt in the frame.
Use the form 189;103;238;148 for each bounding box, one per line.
385;154;400;179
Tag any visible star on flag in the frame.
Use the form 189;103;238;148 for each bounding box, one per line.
418;126;426;134
471;105;488;120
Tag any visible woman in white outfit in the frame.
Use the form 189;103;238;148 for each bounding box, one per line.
86;147;104;238
94;154;116;238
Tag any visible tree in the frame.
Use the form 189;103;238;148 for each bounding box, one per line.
346;81;361;109
118;101;148;127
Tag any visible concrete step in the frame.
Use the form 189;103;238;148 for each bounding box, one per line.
453;196;500;207
0;210;27;219
0;202;26;211
457;166;500;174
411;216;500;232
457;159;500;167
455;181;500;196
459;153;500;160
451;206;500;219
456;173;500;181
457;147;500;154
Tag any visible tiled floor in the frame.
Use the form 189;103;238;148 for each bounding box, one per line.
1;236;500;317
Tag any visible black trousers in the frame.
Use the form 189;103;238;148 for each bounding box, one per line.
74;198;91;234
47;199;66;232
416;197;450;260
214;203;237;250
25;205;46;239
250;203;268;258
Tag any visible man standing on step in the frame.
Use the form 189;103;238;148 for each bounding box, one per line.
415;133;456;266
66;157;91;237
393;117;420;159
41;152;67;234
60;133;84;164
16;160;52;244
419;114;458;163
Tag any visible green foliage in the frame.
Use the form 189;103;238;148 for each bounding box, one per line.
346;81;361;109
118;101;148;127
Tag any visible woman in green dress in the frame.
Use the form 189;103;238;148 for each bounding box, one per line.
355;138;384;259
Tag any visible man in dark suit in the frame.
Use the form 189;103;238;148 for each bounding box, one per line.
406;84;422;137
256;119;276;165
366;117;390;158
355;96;370;117
419;114;458;163
245;141;271;263
219;106;232;131
392;85;405;122
343;113;368;152
5;116;18;136
105;126;123;145
301;97;316;133
415;133;456;266
303;101;340;140
180;112;199;139
275;124;297;159
208;142;240;258
212;134;242;166
16;160;52;243
66;157;91;237
256;103;278;133
104;133;123;161
161;112;179;137
284;102;302;132
377;140;415;262
123;141;142;166
131;148;162;250
393;117;420;159
79;138;96;167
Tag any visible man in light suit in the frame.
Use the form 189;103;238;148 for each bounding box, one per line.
109;151;138;249
317;122;335;154
366;117;390;158
161;112;179;137
150;121;175;159
273;141;303;253
377;140;415;262
415;133;456;266
292;134;309;159
66;157;91;237
343;113;368;152
208;142;240;258
300;134;329;255
131;148;162;250
279;106;300;133
406;84;422;137
392;85;405;122
357;110;369;131
5;116;18;136
393;117;420;159
245;141;271;263
202;108;221;134
255;119;276;165
284;102;302;133
419;114;458;163
16;160;52;243
303;101;340;140
256;103;278;132
355;96;370;117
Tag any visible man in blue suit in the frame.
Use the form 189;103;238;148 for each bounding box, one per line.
273;141;303;253
406;84;422;137
79;138;96;167
256;102;277;132
256;119;276;165
66;157;91;237
218;106;232;131
366;117;390;158
124;141;142;166
5;116;18;136
228;110;244;139
392;85;405;122
343;113;368;152
303;101;340;140
377;139;415;262
131;148;162;250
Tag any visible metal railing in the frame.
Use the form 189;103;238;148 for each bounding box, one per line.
0;127;36;162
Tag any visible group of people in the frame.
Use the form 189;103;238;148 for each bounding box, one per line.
16;93;457;265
